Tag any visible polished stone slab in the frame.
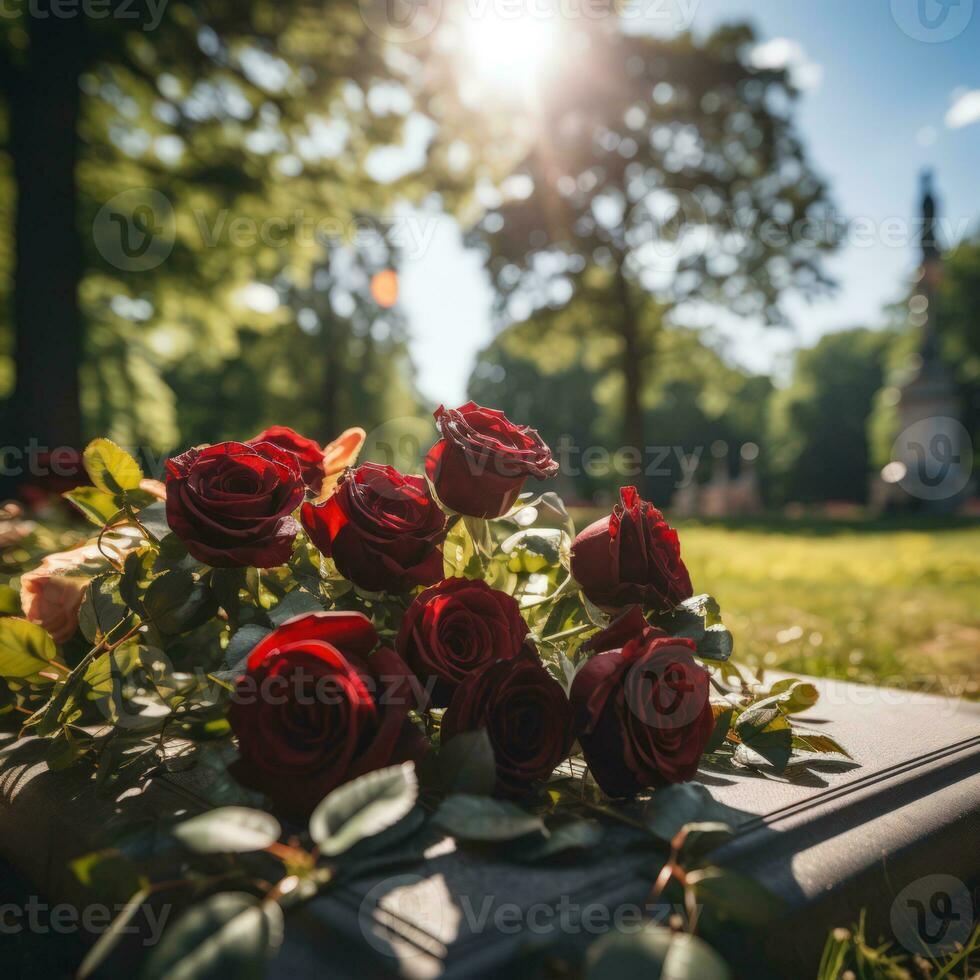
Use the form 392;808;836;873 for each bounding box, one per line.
1;676;977;978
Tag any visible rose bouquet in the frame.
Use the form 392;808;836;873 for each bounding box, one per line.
1;403;852;975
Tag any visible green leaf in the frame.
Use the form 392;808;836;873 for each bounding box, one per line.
78;572;132;644
736;729;793;772
434;730;496;796
0;618;59;681
442;518;483;580
310;762;419;857
704;705;734;753
141;892;283;980
586;925;730;980
500;528;565;573
63;486;123;526
0;584;19;616
734;702;793;771
84;438;143;496
133;500;172;542
172;807;281;854
790;730;853;759
268;588;323;626
657;594;733;662
642;783;749;842
675;821;734;860
762;678;820;714
216;625;271;680
686;867;782;926
78;887;151;979
512;820;603;862
432;794;545;842
143;570;214;635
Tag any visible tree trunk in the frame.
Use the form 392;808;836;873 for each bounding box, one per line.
3;17;84;498
614;259;648;495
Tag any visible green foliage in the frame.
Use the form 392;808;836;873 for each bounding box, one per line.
586;926;731;980
432;795;546;842
172;807;282;855
768;328;891;504
309;762;419;857
141;892;284;980
0;617;61;681
469;315;772;504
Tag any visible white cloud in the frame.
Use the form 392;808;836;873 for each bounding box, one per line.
945;89;980;129
749;38;824;92
917;125;938;147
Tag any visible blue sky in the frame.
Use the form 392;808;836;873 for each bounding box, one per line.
398;0;980;405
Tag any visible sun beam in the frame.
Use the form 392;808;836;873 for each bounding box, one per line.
458;9;562;98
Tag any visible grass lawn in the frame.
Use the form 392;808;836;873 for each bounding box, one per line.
570;513;980;698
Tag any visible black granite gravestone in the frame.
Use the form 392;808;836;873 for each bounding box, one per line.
1;675;977;978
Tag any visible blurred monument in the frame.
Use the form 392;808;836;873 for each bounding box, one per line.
873;172;972;511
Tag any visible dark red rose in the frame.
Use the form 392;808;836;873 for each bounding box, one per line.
424;402;559;518
571;487;693;611
165;441;303;568
396;578;529;708
442;650;574;797
248;425;328;494
570;610;713;798
228;611;427;820
301;463;446;593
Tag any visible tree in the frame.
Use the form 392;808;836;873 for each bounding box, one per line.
469;295;771;505
0;1;445;492
768;328;891;504
465;19;837;487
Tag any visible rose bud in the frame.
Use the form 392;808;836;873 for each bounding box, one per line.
570;609;713;798
571;487;693;611
301;463;447;594
165;441;304;568
19;530;141;643
228;611;427;820
396;578;529;707
424;402;559;518
442;650;574;797
20;567;88;644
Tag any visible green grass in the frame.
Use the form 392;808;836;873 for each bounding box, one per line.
571;512;980;697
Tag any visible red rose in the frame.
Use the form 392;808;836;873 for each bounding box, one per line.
570;608;713;798
396;578;529;707
571;487;693;611
301;463;446;593
248;426;329;494
424;402;559;518
165;441;304;568
228;612;427;820
442;650;574;797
